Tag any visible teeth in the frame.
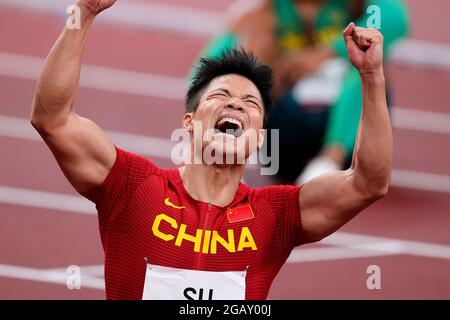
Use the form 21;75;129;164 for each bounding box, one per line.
217;117;243;129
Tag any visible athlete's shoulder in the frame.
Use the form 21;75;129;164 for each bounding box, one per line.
245;184;301;219
115;147;162;175
82;147;165;212
250;184;302;200
114;148;187;193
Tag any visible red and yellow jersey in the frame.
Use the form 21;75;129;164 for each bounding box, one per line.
83;147;307;300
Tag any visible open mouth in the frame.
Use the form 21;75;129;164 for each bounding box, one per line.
214;117;244;138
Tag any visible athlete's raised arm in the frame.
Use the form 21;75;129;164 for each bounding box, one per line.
299;23;393;242
30;0;117;193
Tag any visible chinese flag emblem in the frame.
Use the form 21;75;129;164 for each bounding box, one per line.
227;204;255;223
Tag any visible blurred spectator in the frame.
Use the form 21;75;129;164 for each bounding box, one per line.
197;0;409;183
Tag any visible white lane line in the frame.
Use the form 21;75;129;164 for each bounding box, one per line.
392;107;450;135
320;231;395;246
0;185;95;215
0;263;104;290
288;233;450;263
0;115;175;159
79;64;186;101
390;39;450;71
0;0;224;37
391;170;450;194
1;52;450;136
0;52;186;101
1;115;450;194
287;246;398;263
1;0;450;69
47;265;104;278
107;131;174;160
323;231;450;258
323;232;450;260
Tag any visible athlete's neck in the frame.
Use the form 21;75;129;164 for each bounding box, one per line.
179;164;245;207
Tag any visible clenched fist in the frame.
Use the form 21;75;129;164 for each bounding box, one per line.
343;22;384;74
77;0;116;15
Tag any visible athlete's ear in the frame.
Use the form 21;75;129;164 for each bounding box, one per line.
182;113;194;132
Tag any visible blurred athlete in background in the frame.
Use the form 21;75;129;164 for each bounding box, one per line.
200;0;408;184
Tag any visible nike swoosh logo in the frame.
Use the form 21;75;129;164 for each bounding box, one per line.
164;198;185;210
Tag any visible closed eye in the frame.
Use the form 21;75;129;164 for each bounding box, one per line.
245;99;261;110
212;93;228;98
207;90;230;99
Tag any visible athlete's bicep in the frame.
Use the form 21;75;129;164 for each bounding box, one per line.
34;112;116;193
299;169;374;242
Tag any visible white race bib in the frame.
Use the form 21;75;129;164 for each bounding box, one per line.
142;263;247;300
292;58;348;106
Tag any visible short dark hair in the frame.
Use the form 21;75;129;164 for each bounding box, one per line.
186;48;273;121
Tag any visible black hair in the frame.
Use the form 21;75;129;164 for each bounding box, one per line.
186;48;273;122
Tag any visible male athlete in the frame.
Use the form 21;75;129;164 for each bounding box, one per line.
31;0;392;300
